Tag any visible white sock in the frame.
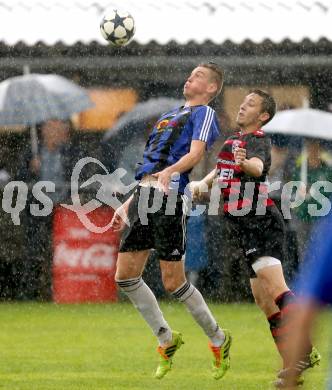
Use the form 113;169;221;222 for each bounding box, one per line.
116;277;172;346
172;281;225;347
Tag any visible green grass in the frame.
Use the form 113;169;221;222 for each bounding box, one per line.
0;302;330;389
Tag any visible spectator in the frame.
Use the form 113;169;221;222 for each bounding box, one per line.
269;134;301;284
291;139;332;260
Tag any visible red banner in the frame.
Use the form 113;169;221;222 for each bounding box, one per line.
52;206;119;303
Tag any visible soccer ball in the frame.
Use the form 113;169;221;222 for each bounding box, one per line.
100;9;135;47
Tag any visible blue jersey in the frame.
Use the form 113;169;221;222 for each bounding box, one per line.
135;105;220;193
295;214;332;305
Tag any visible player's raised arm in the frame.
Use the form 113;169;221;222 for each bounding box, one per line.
234;147;264;177
152;140;206;193
189;168;217;201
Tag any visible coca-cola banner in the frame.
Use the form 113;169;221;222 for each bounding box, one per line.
52;206;119;303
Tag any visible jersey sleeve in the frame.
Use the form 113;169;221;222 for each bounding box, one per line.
246;136;270;164
192;106;221;149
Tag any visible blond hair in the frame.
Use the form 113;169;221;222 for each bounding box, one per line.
199;62;224;97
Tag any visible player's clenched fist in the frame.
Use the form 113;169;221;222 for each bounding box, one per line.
188;180;209;201
234;147;247;165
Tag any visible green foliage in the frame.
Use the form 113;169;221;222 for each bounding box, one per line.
0;302;330;389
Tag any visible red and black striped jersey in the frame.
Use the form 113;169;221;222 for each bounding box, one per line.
216;129;275;214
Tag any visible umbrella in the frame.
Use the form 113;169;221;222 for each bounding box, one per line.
0;73;93;127
263;108;332;140
0;73;94;155
103;97;184;141
263;108;332;185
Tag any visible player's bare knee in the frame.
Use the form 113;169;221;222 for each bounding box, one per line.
115;269;132;281
252;289;267;311
162;280;179;294
257;278;286;302
162;277;186;294
115;262;143;281
116;251;149;281
160;259;186;293
254;295;276;315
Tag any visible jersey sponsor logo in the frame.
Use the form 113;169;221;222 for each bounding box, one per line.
156;119;170;131
232;140;242;154
217;158;237;166
156;119;179;133
218;168;234;181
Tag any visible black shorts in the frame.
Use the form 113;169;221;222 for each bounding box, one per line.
119;186;188;261
222;206;286;278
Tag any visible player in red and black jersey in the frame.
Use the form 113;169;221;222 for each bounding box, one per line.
191;90;320;388
216;128;274;215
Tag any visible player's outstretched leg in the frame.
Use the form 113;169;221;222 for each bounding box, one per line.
278;345;321;378
208;329;232;380
155;331;184;379
274;346;321;388
171;281;230;378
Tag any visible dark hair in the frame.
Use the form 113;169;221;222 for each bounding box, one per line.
199;62;224;97
250;89;276;125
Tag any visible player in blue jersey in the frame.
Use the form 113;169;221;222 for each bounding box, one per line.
111;63;232;380
279;214;332;388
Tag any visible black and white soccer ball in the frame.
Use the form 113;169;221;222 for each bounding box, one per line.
100;9;136;47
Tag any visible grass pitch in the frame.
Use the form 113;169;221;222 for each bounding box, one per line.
0;302;330;389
